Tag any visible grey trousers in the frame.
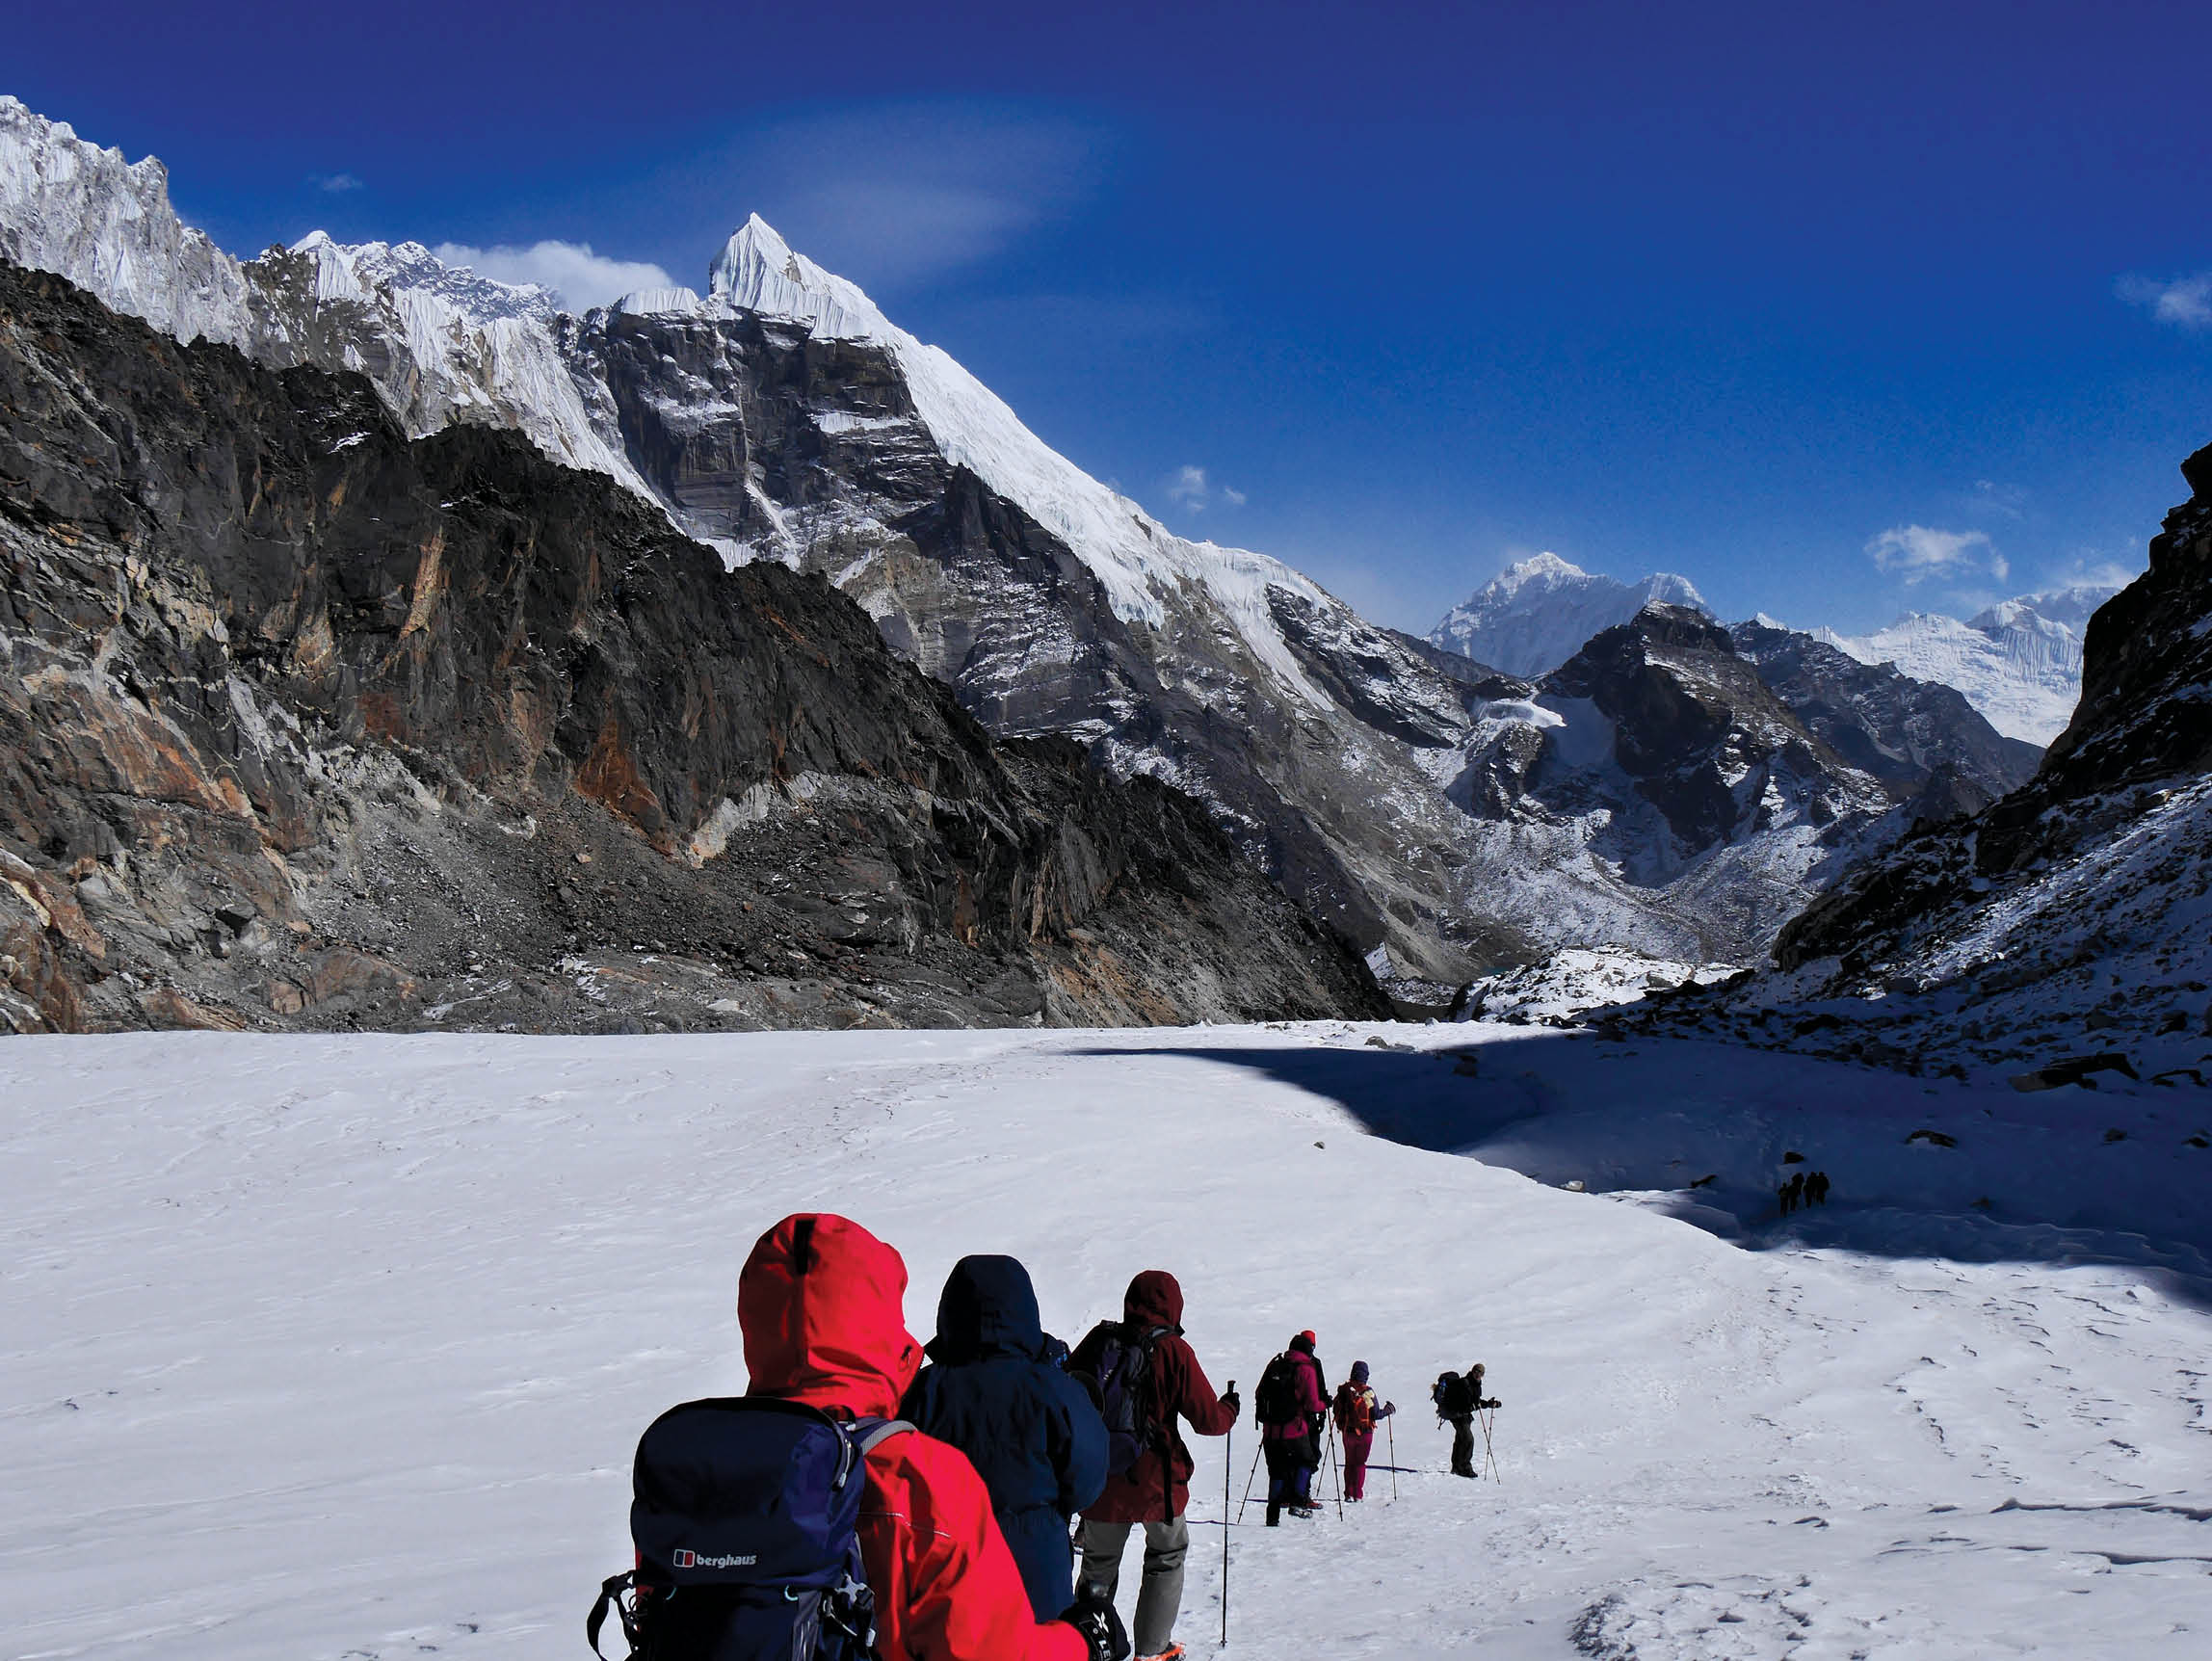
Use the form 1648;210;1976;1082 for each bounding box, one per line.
1076;1516;1189;1657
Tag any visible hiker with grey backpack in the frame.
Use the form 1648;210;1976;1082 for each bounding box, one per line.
1066;1270;1238;1661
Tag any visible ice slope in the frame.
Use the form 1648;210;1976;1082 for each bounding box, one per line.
1430;553;1711;678
706;216;1336;702
5;1027;2207;1661
1813;583;2125;747
0;95;251;350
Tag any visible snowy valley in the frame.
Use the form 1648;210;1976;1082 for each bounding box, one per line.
5;1026;2207;1660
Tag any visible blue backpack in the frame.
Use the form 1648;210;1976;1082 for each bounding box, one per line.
588;1397;911;1661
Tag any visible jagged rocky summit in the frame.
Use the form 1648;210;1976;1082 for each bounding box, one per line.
1610;445;2212;1078
1429;603;2038;969
0;95;2047;999
0;260;1390;1033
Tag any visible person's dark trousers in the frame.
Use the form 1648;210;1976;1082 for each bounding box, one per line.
1263;1432;1316;1524
1449;1415;1475;1477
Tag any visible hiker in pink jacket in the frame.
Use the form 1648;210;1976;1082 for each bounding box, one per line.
1256;1331;1328;1524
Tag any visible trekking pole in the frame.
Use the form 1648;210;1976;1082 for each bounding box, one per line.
1235;1438;1264;1524
1479;1407;1502;1485
1221;1387;1232;1649
1387;1414;1398;1503
1324;1419;1345;1519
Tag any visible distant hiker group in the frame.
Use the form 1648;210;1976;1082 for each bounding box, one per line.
1249;1332;1399;1523
1778;1170;1832;1214
588;1213;1498;1661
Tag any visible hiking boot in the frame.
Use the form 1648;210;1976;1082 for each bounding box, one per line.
1288;1502;1319;1517
1138;1647;1186;1661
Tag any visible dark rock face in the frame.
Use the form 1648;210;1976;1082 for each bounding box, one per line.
0;262;1387;1034
1728;620;2041;813
1778;449;2212;975
562;302;1491;981
1618;445;2212;1076
1540;605;1884;867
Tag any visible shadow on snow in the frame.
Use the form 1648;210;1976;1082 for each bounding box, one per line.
1076;1037;2212;1303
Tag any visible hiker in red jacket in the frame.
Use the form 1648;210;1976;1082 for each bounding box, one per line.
1069;1270;1239;1661
1259;1331;1329;1525
739;1214;1127;1661
1330;1360;1395;1501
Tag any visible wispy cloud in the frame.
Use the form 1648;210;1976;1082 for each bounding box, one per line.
431;240;674;312
690;102;1117;294
1969;479;2028;520
2035;555;2139;596
1165;465;1246;514
1865;524;2007;585
310;172;364;194
2116;271;2212;330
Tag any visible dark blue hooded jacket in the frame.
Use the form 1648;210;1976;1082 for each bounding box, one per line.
903;1254;1109;1620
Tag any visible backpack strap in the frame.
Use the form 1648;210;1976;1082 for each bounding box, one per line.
857;1418;914;1456
586;1570;641;1661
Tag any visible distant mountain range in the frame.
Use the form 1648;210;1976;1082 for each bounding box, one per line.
1618;445;2212;1075
1429;553;2122;748
0;94;2076;1006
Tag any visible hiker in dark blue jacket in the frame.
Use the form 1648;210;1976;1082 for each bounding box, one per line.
905;1253;1112;1621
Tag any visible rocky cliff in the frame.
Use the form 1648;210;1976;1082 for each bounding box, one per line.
1613;446;2212;1076
0;261;1388;1033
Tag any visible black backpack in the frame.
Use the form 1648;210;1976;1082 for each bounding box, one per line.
588;1396;911;1661
1433;1370;1474;1418
1085;1324;1167;1476
1253;1352;1302;1426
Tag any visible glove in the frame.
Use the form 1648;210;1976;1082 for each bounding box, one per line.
1381;1400;1396;1418
1220;1387;1240;1417
1059;1591;1130;1661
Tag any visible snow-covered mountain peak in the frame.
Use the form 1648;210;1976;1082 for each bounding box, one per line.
707;213;892;342
1812;578;2126;746
0;94;251;350
1431;555;1711;677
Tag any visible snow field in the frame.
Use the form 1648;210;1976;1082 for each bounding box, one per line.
4;1026;2209;1660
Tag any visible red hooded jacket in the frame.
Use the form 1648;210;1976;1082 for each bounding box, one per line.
1071;1270;1237;1523
738;1215;1086;1661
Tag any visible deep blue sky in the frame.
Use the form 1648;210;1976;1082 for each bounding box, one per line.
13;1;2212;633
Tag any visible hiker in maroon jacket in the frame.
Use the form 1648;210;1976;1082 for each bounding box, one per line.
1259;1331;1329;1525
1069;1270;1239;1661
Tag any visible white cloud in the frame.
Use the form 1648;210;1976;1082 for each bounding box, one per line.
2116;271;2212;330
1865;524;2006;585
310;172;364;194
1165;465;1246;513
430;240;674;313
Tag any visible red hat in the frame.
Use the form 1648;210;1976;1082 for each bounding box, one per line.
1300;1330;1316;1345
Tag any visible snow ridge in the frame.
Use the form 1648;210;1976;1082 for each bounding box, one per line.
705;216;1336;702
0;95;251;350
1430;554;1712;677
1810;580;2127;747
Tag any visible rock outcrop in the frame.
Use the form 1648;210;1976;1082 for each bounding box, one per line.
0;260;1388;1033
1615;445;2212;1075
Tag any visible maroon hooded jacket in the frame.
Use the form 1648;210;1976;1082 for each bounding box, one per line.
1072;1270;1237;1523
